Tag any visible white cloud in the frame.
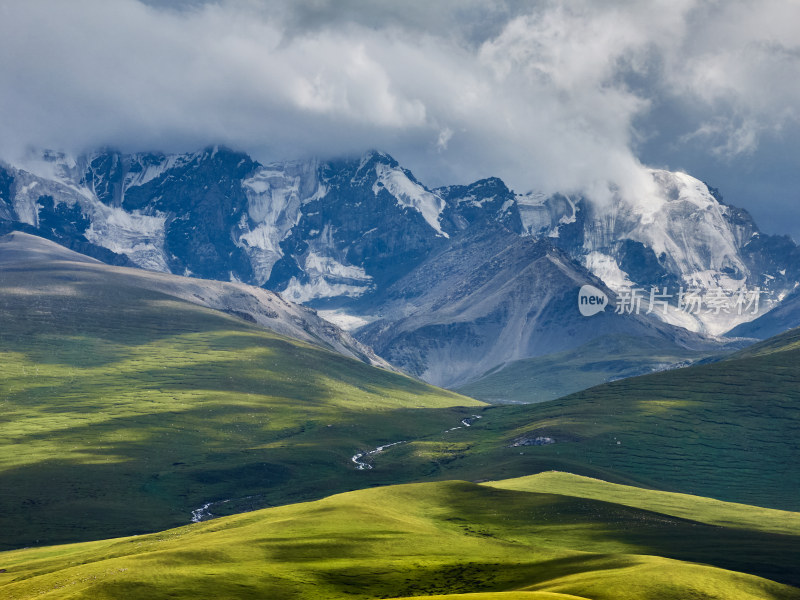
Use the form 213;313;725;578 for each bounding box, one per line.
0;0;798;213
659;0;800;157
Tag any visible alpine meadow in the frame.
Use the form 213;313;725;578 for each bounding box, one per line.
1;1;800;599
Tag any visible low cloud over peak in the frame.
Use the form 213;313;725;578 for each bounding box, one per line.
1;0;799;237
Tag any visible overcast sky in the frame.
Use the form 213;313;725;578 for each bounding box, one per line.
1;0;799;239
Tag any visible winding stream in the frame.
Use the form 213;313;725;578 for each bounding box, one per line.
351;440;407;470
190;495;259;523
191;414;485;521
191;499;230;523
352;415;484;469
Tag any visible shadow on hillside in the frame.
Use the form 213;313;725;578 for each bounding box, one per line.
434;482;800;588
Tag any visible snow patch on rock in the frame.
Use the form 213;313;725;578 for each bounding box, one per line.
584;251;634;290
84;206;169;272
372;162;448;237
235;164;311;284
280;251;374;304
316;310;377;331
282;276;372;304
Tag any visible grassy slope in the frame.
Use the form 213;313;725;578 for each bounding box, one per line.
455;334;717;404
3;237;800;600
486;471;800;536
729;322;800;359
1;478;798;600
9;254;793;552
375;325;800;512
0;259;481;550
389;595;588;600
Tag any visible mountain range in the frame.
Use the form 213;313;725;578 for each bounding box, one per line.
2;229;799;598
2;169;799;600
2;146;797;389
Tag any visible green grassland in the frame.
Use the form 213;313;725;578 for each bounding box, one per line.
486;471;800;535
0;258;483;549
374;324;800;512
389;595;589;600
3;235;800;600
1;475;799;599
456;334;718;404
730;322;800;359
4;253;800;551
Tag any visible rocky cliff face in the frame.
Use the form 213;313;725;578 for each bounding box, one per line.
0;147;524;303
264;152;451;304
517;170;800;334
1;146;797;386
356;223;713;387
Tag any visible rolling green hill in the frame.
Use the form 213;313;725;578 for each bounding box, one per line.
486;471;800;536
3;231;799;600
1;475;798;600
0;234;481;550
372;324;800;512
4;230;799;550
727;321;800;359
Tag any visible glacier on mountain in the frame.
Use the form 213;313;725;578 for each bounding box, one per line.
372;162;448;238
83;206;168;272
236;163;311;284
1;147;796;340
515;169;785;334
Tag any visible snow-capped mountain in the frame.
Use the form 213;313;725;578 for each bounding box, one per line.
263;151;454;303
518;170;800;334
0;147;525;303
356;223;715;387
1;145;797;386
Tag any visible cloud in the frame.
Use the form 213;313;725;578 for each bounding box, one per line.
0;0;798;221
658;0;800;158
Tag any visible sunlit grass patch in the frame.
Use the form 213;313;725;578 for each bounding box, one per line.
1;478;798;600
0;262;479;549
